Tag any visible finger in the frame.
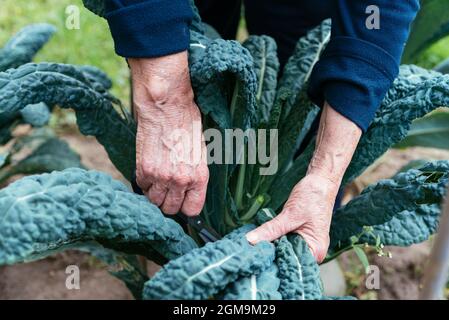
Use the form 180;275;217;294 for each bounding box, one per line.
246;213;299;244
181;184;207;217
148;183;168;207
161;187;187;215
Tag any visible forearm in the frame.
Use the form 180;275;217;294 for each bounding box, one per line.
307;102;362;186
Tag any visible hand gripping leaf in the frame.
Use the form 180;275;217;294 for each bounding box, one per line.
329;161;449;254
0;168;197;265
0;63;136;180
0;23;56;72
268;66;449;210
142;235;274;300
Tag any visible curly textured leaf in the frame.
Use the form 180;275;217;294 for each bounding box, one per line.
276;235;322;300
243;35;280;123
0;63;136;180
0;138;82;184
277;19;330;121
0;23;56;71
343;66;449;184
221;263;281;300
189;0;206;34
219;224;280;300
330;161;449;253
189;34;257;129
0;168;197;265
142;236;274;300
77;65;113;91
19;102;51;127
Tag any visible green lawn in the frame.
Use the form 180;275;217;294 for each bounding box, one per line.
417;37;449;69
0;0;130;103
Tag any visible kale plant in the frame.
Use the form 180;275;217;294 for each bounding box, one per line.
0;1;449;300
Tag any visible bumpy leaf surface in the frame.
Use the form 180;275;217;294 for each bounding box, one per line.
189;33;257;129
0;138;82;184
0;23;56;71
0;168;197;265
219;224;281;300
0;63;136;180
330;161;449;252
243;35;280;123
77;65;113;91
143;236;274;300
221;263;281;300
343;66;449;184
19;102;51;127
276;235;322;300
277;20;330;121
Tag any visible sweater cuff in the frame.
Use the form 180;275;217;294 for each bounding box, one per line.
105;0;193;58
308;36;399;132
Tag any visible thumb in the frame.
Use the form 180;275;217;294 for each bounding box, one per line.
246;213;297;244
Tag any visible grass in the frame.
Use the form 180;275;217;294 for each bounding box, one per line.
416;37;449;69
0;0;130;103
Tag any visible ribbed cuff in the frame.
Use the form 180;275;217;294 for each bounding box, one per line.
308;36;399;131
105;0;193;58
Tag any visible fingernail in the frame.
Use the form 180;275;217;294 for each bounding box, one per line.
246;232;259;244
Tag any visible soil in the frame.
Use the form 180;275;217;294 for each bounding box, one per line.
1;132;448;300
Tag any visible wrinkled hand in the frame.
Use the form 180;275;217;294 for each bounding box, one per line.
246;102;362;262
246;173;338;262
130;52;209;216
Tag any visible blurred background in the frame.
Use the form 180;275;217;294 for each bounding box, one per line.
1;0;449;300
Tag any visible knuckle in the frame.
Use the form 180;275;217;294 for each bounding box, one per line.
155;172;172;184
174;174;192;188
140;162;157;179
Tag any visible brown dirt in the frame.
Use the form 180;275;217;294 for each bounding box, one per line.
1;131;448;300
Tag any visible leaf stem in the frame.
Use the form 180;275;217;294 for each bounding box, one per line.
240;195;265;222
234;146;246;210
230;80;240;119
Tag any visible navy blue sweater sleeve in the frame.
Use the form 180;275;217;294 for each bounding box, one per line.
308;0;420;131
104;0;193;58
